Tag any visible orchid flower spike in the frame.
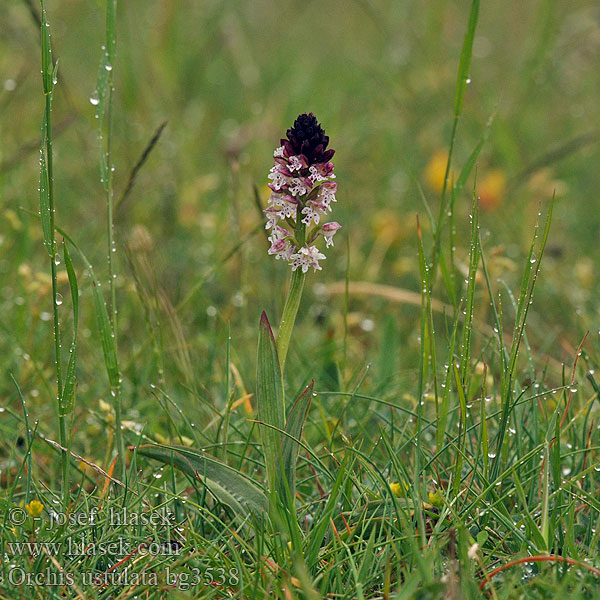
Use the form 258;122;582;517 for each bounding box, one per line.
265;113;341;272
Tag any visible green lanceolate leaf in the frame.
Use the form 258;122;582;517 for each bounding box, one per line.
136;444;268;516
60;243;79;416
91;278;119;388
59;230;119;389
40;1;53;96
454;0;479;117
256;311;285;495
60;345;77;417
279;380;314;502
39;114;52;258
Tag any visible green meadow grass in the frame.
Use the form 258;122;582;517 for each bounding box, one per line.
1;0;600;598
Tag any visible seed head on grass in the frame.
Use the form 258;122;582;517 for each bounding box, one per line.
265;113;341;273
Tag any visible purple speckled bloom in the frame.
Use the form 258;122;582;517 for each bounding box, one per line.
265;113;340;272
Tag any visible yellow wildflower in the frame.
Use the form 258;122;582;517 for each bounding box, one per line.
428;491;443;508
389;481;408;496
25;500;44;517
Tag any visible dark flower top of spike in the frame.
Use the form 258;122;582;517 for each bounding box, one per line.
282;113;335;166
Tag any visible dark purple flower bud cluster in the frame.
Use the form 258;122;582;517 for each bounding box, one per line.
283;113;335;166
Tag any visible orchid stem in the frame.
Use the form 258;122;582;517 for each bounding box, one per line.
276;211;306;377
276;267;306;376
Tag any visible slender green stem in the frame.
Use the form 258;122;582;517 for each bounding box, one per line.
276;268;306;376
276;213;306;375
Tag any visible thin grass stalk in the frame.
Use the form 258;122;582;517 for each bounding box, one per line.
98;0;125;478
491;200;553;481
342;227;350;389
39;0;69;507
459;192;480;383
430;0;479;283
106;4;124;474
415;215;428;547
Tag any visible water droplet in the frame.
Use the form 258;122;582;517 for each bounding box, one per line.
89;91;100;105
54;253;61;265
466;77;471;84
360;319;375;332
105;64;113;71
55;293;63;306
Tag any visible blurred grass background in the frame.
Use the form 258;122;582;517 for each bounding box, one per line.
1;0;599;446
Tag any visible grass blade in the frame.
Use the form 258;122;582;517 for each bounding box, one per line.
279;380;314;502
60;242;78;416
454;0;480;117
38;114;52;258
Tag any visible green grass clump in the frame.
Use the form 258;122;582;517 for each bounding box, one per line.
1;0;600;598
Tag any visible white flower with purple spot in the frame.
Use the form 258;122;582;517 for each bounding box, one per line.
308;162;335;183
268;167;288;191
268;238;296;261
318;181;337;210
291;246;326;273
289;177;311;197
321;222;341;247
288;155;307;172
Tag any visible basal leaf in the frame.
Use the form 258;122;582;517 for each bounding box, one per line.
256;311;284;495
136;444;267;516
